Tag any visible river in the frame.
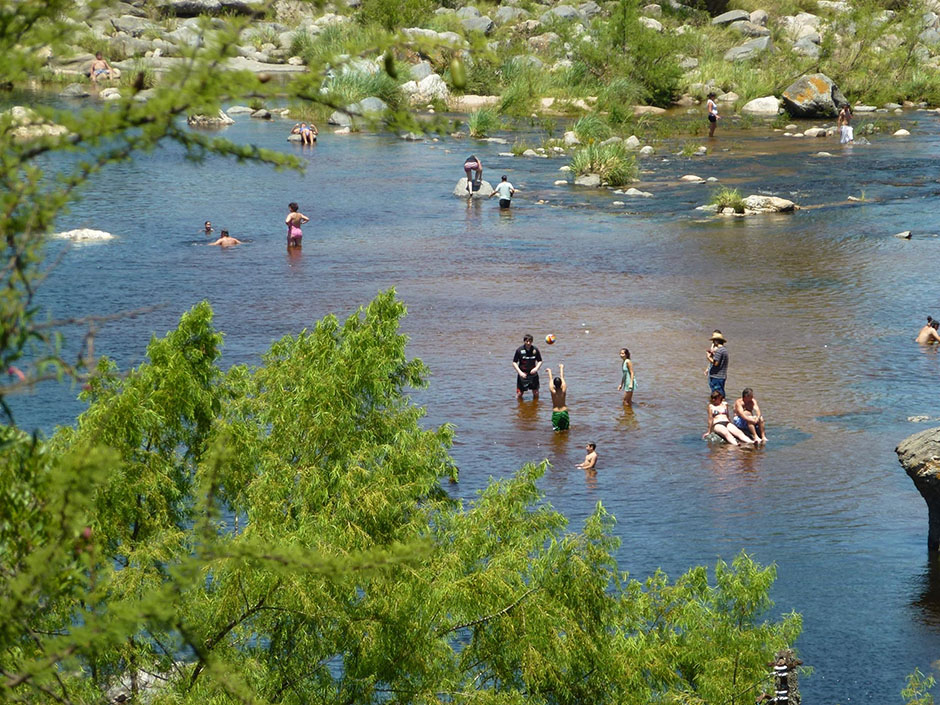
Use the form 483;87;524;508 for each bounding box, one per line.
13;100;940;702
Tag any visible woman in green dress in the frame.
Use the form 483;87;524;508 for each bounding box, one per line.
618;348;635;406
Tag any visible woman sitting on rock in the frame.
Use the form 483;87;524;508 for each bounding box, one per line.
703;390;753;446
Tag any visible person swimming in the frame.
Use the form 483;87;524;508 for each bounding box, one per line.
916;316;940;344
208;229;242;247
285;202;309;248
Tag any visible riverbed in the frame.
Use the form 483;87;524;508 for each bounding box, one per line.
14;101;940;702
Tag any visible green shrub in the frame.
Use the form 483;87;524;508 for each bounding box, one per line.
569;142;637;186
511;139;534;156
360;0;434;31
119;60;157;89
709;186;745;213
321;69;404;111
498;60;549;116
467;107;500;137
573;114;612;143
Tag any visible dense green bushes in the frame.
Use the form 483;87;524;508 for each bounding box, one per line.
570;141;638;185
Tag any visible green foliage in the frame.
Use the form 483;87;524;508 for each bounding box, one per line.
499;61;549;116
321;69;404;111
710;186;746;213
359;0;434;32
903;669;937;705
511;138;534;155
573;113;612;143
467;107;501;137
569;141;638;186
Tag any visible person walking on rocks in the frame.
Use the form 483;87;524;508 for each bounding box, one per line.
512;334;542;400
705;330;728;397
706;92;719;138
463;155;483;196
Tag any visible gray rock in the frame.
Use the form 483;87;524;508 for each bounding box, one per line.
750;9;768;26
574;173;601;187
894;230;913;239
782;73;847;117
355;96;388;114
60;83;91;98
111;15;156;36
187;109;235;127
729;20;770;37
639;16;663;31
410;60;433;81
540;5;582;22
112;36;156;57
919;28;940;45
158;0;222;16
678;56;698;69
456;6;481;18
743;195;796;212
724;35;773;61
741;95;780;114
600;136;623;146
712;9;750;24
896;426;940;550
461;15;495;34
884;102;902;109
527;32;560;51
250;108;272;119
792;36;821;58
434;6;455;14
453;178;494;198
495;5;528;23
643;3;662;16
579;1;602;18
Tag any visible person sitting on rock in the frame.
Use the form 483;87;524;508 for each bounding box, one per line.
463;154;483;195
703;390;753;446
732;387;767;444
88;52;114;83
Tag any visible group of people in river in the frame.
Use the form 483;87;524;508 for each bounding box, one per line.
202;202;310;249
511;328;769;467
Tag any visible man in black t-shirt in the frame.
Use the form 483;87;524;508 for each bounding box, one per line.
512;334;543;400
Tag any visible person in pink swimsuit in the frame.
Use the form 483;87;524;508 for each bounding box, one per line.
285;202;309;248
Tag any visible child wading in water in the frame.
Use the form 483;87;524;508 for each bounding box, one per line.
576;443;597;470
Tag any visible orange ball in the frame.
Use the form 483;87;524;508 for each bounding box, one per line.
545;334;556;345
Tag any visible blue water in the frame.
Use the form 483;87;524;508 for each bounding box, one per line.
12;98;940;702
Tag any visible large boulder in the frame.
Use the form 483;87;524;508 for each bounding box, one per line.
782;73;847;117
792;36;821;58
729;20;770;37
329;96;388;127
724;35;773;61
453;178;494;198
111;15;157;36
495;5;528;23
540;5;582;22
897;427;940;550
742;195;797;212
461;15;495;34
157;0;264;15
741;95;780;114
712;9;750;24
3;106;70;143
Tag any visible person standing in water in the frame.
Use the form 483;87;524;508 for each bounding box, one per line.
706;92;719;138
544;364;569;432
489;175;515;209
838;104;854;144
705;330;728;397
618;347;635;405
285;202;309;248
512;334;542;400
576;442;597;470
916;316;940;344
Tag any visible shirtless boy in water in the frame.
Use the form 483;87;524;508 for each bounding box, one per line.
576;442;597;470
544;364;568;432
209;230;242;247
915;317;940;344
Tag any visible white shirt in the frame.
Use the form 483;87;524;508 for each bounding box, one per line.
494;181;514;199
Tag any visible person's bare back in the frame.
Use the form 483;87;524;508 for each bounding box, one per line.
545;365;567;410
916;318;940;344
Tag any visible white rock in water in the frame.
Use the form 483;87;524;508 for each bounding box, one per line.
894;128;911;136
554;179;568;185
52;228;114;241
624;187;653;197
894;230;913;239
680;174;705;183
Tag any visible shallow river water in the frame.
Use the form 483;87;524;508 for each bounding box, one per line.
13;100;940;702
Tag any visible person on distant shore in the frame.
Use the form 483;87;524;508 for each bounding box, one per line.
916;316;940;344
705;330;728;397
209;229;242;247
576;442;597;470
489;174;515;209
285;202;309;248
88;52;114;83
463;155;483;196
203;220;214;236
703;390;753;446
838;104;854;144
618;347;635;405
512;334;542;400
733;387;767;444
545;364;569;431
706;92;719;138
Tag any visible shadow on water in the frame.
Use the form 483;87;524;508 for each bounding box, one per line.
911;556;940;629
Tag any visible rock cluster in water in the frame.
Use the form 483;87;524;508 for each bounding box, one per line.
896;426;940;550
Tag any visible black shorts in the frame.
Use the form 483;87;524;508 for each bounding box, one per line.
708;114;717;123
517;373;540;391
499;198;511;209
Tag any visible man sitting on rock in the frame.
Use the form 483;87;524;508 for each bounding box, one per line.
732;387;767;444
88;52;115;83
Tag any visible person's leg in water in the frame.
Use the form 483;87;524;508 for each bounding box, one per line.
727;423;754;444
465;168;473;195
712;424;739;446
622;388;633;405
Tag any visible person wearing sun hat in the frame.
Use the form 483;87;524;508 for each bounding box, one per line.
705;330;728;397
